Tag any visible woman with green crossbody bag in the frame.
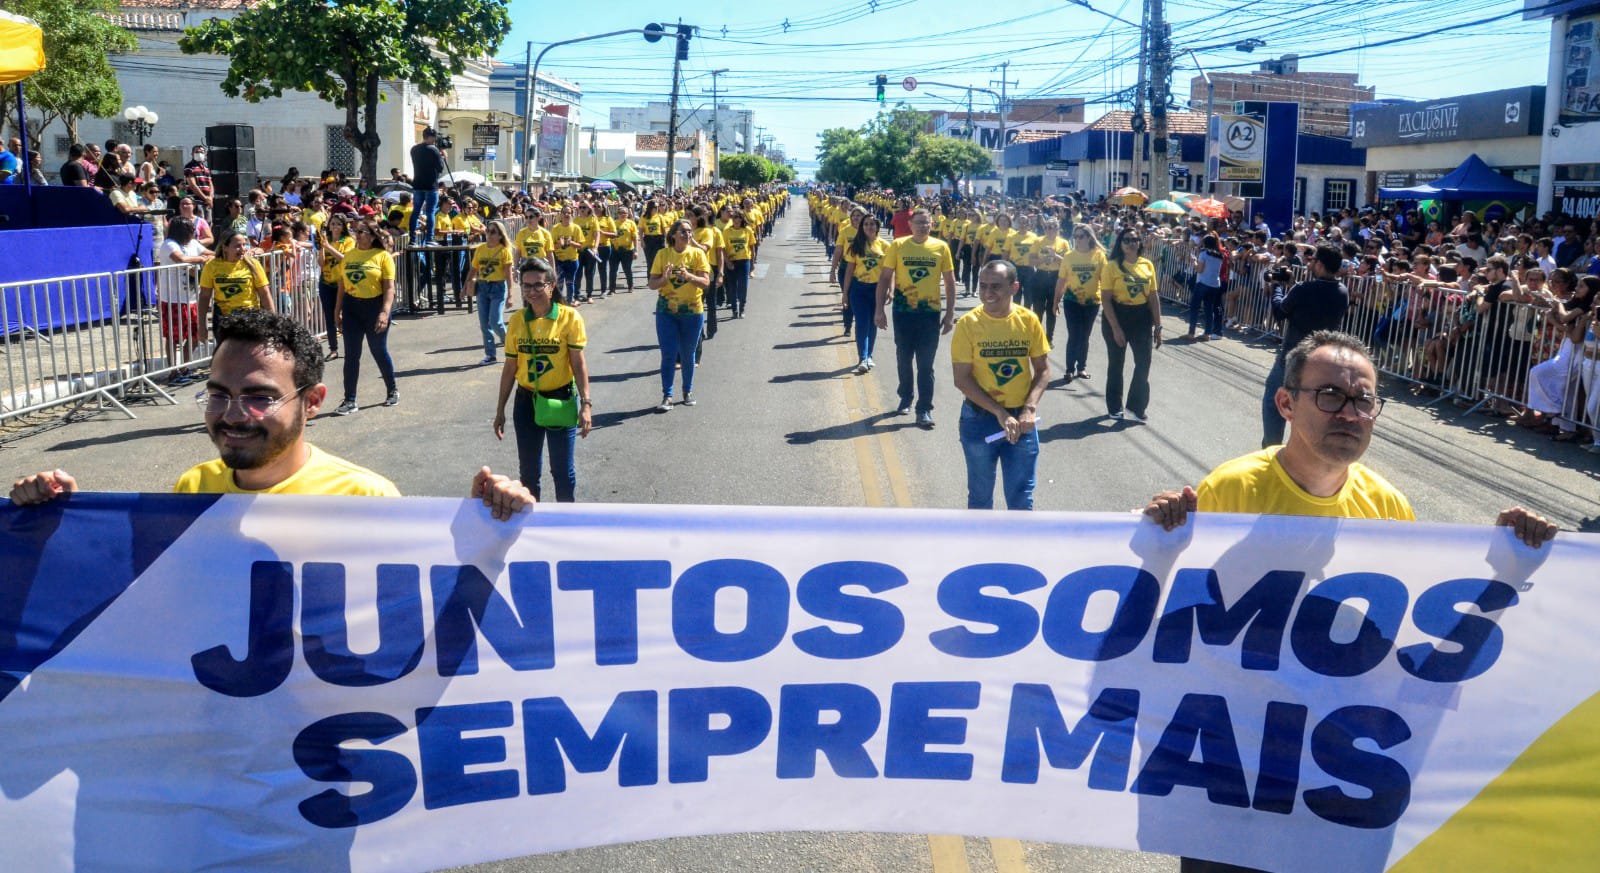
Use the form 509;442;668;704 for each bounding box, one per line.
493;257;592;502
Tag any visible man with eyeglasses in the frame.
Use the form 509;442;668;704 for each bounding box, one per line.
10;310;531;518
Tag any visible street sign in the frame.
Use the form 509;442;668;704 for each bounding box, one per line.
1046;160;1073;171
902;76;917;91
471;124;499;147
1169;164;1190;177
463;147;496;162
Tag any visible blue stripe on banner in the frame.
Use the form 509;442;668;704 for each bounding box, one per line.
0;493;220;703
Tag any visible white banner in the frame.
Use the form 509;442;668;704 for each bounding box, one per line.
2;497;1597;872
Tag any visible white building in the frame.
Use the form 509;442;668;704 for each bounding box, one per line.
609;102;753;155
576;129;710;190
1531;1;1600;219
488;62;583;180
69;1;497;185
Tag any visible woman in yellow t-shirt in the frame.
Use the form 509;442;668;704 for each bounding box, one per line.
1022;216;1069;343
609;210;639;292
722;209;757;319
198;230;271;345
333;220;398;415
316;214;354;359
593;207;619;296
844;213;889;373
648;219;712;411
464;220;514;365
1053;224;1107;381
640;201;667;271
1098;227;1162;421
830;207;867;336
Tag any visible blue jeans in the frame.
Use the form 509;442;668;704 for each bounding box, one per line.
556;258;580;301
726;259;751;311
476;280;507;359
838;261;853;329
656;310;705;398
958;402;1040;510
408;187;438;245
512;387;577;502
1262;353;1287;448
1061;296;1099;374
892;309;941;414
849;280;879;362
1189;281;1223;335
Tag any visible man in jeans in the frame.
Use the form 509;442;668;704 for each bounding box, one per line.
1263;245;1348;447
875;208;958;429
952;261;1049;509
408;127;445;245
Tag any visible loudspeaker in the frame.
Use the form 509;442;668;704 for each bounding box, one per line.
205;124;255;151
208;148;255;175
212;171;258;200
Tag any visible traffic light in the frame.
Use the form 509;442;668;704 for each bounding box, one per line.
875;74;887;104
675;24;692;61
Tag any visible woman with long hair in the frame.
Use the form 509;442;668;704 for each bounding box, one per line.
198;229;272;347
333;220;399;415
494;257;592;502
723;208;756;318
316;214;353;359
1025;215;1067;341
829;207;867;336
845;213;889;373
1053;225;1106;382
691;206;726;341
1188;234;1227;340
464;220;514;365
156;217;213;385
640;200;667;270
649;219;712;411
1099;227;1162;420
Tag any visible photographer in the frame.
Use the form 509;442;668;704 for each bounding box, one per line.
1262;246;1349;448
408;127;446;245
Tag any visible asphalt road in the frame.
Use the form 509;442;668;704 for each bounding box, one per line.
5;203;1597;873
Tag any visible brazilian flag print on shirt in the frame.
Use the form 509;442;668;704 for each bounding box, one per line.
882;236;955;313
340;248;395;299
199;257;267;314
1058;249;1107;304
506;301;588;393
651;246;711;315
951;305;1050;408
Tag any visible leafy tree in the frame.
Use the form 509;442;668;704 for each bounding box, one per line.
719;152;773;187
770;161;796;184
816;127;869;188
181;0;510;188
814;105;935;192
0;0;135;145
909;135;991;190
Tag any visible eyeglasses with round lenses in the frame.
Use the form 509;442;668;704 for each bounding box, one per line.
195;386;308;418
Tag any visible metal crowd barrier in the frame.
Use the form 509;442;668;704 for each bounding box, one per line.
1149;237;1599;439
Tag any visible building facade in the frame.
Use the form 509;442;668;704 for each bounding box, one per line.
1352;86;1544;206
1531;1;1600;219
488;62;583;179
1189;58;1373;136
609;102;753;156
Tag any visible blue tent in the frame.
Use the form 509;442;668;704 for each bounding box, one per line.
1378;153;1539;201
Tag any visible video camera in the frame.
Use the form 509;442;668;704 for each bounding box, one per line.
436;134;455;151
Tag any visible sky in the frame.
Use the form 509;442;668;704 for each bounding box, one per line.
498;0;1555;172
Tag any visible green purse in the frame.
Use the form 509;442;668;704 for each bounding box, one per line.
533;381;579;428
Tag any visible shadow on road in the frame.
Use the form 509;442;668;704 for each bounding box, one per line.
1036;414;1135;443
587;368;657;384
394;363;485;379
604;344;658;355
48;420;207;451
590;406;663;429
771;365;855;384
424;345;481;355
786;411;916;444
772;336;848;351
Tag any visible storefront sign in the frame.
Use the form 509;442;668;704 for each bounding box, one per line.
1554;183;1600;218
1375;170;1450;189
1560;14;1600;125
471;124;500;147
1214;113;1264;183
1351;87;1543;148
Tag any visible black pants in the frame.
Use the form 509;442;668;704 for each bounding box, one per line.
1102;302;1154;417
642;237;664;273
608;248;635;290
340;294;396;401
1025;272;1056;340
578;248;599;299
596;245;613;293
317;280;339;353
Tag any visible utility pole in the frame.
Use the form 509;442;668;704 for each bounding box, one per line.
990;61;1016;193
706;68;728;183
665;21;692;195
1131;0;1149;193
1149;0;1172;200
521;41;534;186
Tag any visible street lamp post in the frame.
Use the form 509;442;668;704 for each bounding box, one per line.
1181;39;1265;197
707;69;728;183
122;105;158;147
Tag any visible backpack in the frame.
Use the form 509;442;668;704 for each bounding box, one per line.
1217;249;1231;285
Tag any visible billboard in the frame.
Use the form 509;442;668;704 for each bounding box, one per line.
1561;13;1600;125
1213;113;1265;188
537;115;567;174
1350;87;1543;148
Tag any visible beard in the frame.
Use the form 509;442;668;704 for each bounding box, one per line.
1316;424;1368;464
209;407;301;471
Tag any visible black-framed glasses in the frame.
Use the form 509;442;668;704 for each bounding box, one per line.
195;385;309;418
1290;386;1384;420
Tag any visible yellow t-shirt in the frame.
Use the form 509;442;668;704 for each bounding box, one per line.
951;305;1051;408
882;236;955;313
1006;232;1038;265
1100;258;1156;306
595;216;617;245
835;223;858;253
515;225;553;261
471;243;512;283
963;221;983;246
341;248;395;300
651;246;711;315
846;237;889;285
174;445;400;496
724;226;755;261
613;219;638;250
1030;236;1070;272
304;210;328;234
505;301;588;393
641;214;665;236
693;226;725;260
319;235;355;284
747;206;765;228
1197;447;1416;521
575;216;599;248
1058;249;1107;304
551;221;585;261
987;227;1016;255
200;257;268;314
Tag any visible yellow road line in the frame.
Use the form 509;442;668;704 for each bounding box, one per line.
990;838;1028;873
928;834;971;873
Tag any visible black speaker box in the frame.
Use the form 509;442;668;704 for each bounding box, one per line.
211;171;258;200
208;148;256;175
205;124;255;151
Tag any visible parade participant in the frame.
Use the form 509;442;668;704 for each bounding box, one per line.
574;202;605;302
691;207;727;341
332;221;398;415
514;207;553;262
594;205;619;296
845;213;890;373
549;205;586;303
640;200;667;270
463;220;514;365
831;207;867;336
1054;225;1107;382
198;230;272;347
952;261;1050;510
723;209;756;318
1099;227;1162;422
11;310;532;517
1026;216;1070;343
609;207;639;292
649;219;713;411
494;257;591;502
1263;245;1349;446
315;214;354;360
876;208;959;429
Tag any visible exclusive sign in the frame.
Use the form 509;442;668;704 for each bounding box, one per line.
1351;87;1544;149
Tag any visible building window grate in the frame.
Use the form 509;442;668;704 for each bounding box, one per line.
326;126;356;176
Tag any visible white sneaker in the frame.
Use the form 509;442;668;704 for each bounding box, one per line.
854;361;870;375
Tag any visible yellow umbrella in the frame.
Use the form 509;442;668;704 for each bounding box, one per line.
0;10;45;86
1111;186;1147;206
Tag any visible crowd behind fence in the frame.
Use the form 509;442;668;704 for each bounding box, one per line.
1148;237;1600;443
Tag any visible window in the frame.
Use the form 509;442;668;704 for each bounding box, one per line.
1323;178;1353;213
1294;177;1307;214
1171;174;1190;192
54;135;72;156
326;126;356;176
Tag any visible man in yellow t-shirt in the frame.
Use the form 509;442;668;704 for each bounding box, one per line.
875;208;958;429
10;310;533;517
952;261;1050;510
1143;331;1556;544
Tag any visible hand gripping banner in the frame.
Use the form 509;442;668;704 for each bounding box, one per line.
2;495;1597;872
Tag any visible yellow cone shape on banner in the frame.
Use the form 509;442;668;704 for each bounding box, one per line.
0;10;45;87
1390;689;1600;872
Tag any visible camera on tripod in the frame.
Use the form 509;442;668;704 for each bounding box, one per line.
436;134;454;151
